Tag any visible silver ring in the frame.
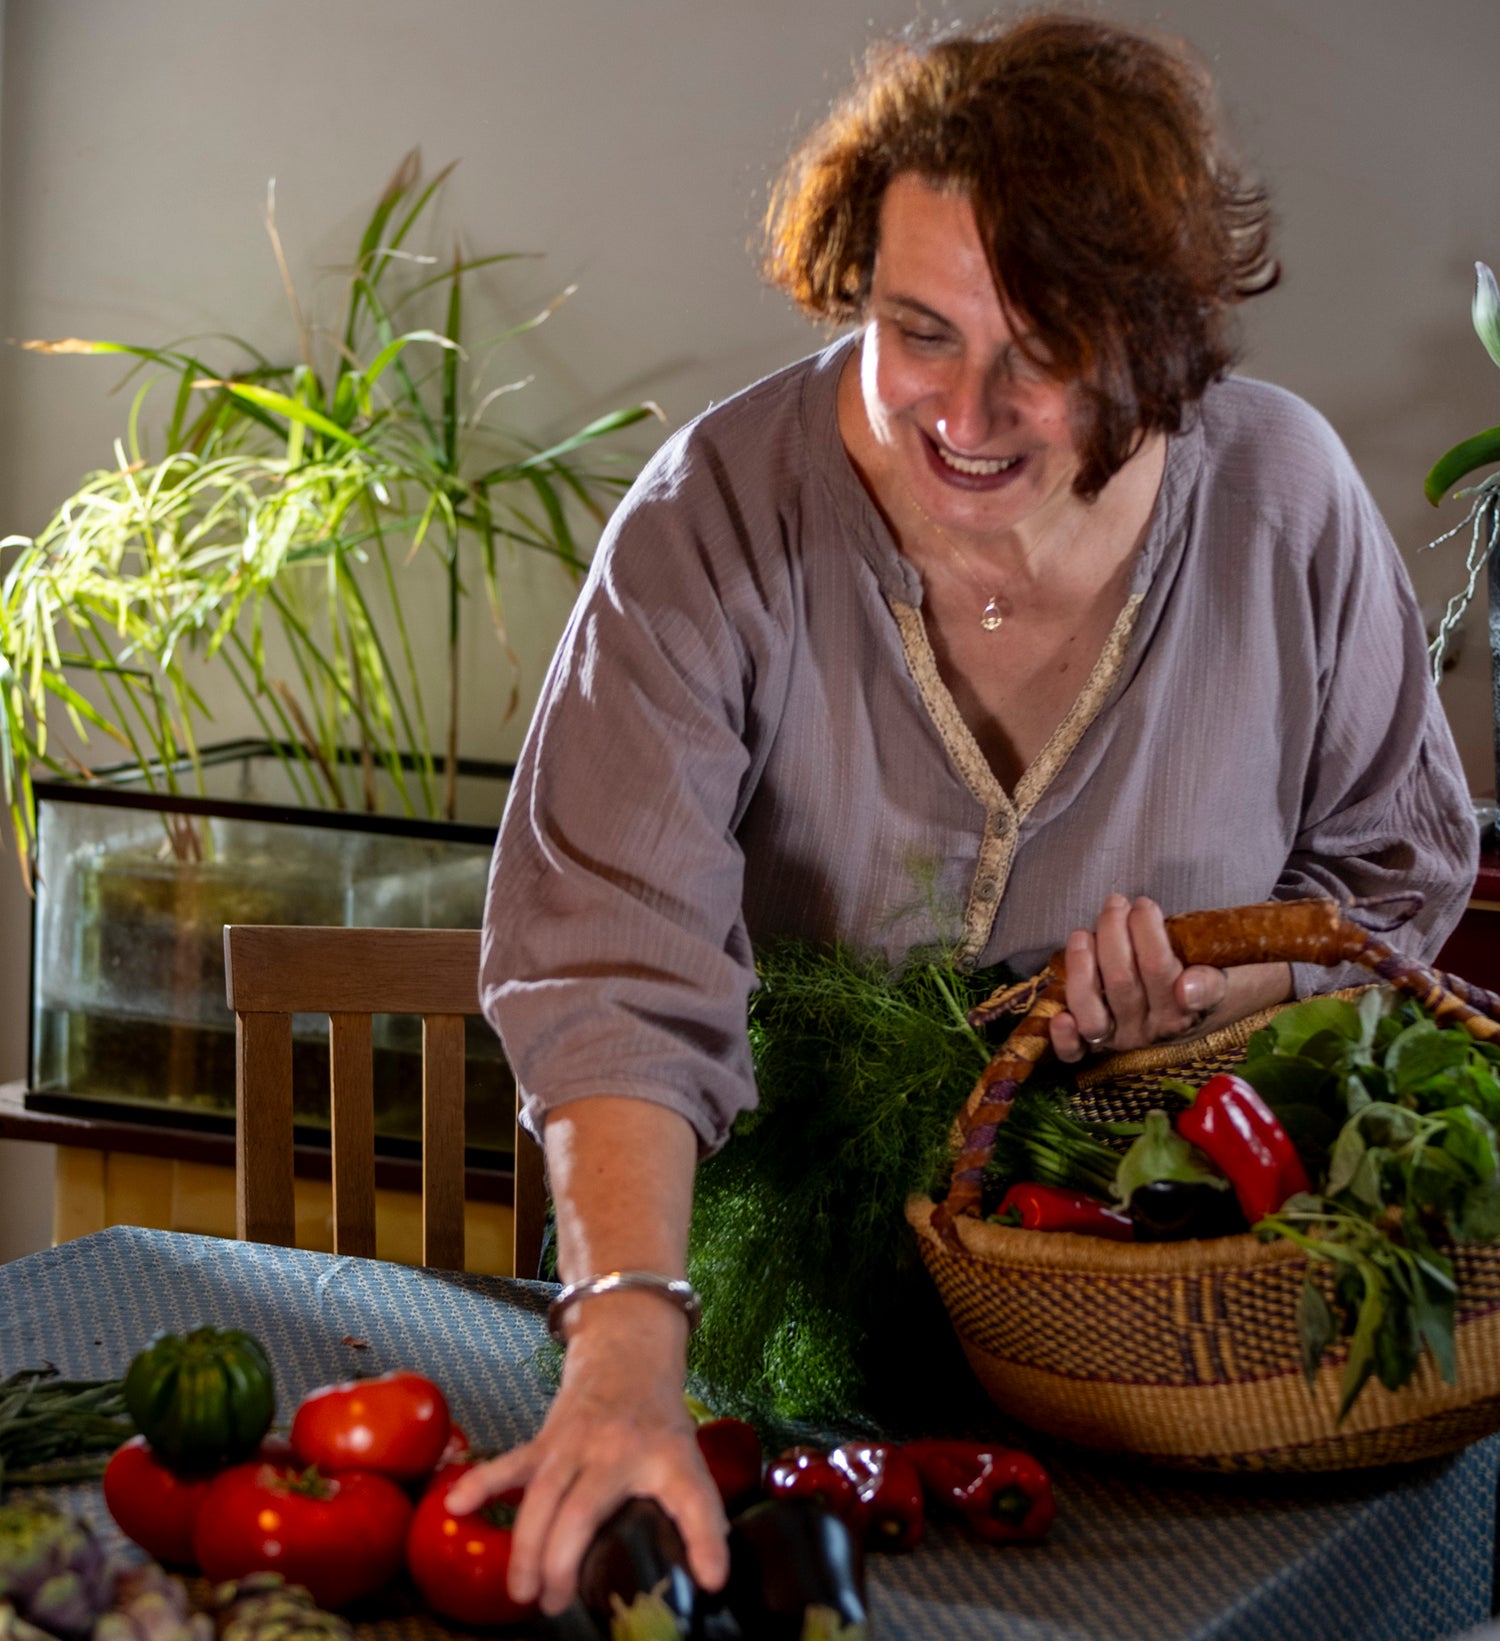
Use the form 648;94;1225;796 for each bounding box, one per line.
1080;1014;1116;1050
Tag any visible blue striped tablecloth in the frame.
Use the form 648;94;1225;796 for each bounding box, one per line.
0;1226;1493;1641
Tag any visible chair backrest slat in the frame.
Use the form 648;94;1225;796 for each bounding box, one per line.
224;925;545;1276
512;1118;548;1281
329;1012;377;1260
235;1010;295;1248
421;1014;467;1271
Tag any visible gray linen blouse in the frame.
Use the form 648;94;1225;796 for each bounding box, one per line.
480;337;1477;1151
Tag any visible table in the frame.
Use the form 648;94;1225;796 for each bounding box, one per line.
1;1227;1495;1641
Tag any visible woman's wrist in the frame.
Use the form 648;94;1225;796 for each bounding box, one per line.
549;1271;701;1343
1194;960;1292;1036
555;1286;693;1366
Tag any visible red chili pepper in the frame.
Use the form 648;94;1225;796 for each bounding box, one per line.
902;1440;1055;1545
828;1442;923;1551
1175;1072;1310;1224
766;1447;862;1531
695;1417;764;1514
996;1182;1134;1240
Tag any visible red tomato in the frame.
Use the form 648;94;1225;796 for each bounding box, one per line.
290;1370;451;1483
406;1462;534;1627
193;1460;413;1609
102;1435;215;1565
437;1421;471;1467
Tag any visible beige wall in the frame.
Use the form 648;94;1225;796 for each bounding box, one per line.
2;0;1498;1257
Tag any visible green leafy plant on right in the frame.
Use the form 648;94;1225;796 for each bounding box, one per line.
1423;260;1500;680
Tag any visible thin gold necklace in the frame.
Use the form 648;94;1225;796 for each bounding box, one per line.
917;520;1065;633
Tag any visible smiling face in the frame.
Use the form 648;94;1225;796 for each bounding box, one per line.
847;173;1084;550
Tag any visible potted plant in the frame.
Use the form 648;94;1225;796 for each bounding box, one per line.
0;151;656;1152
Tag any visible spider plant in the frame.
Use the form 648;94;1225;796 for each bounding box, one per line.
0;149;658;883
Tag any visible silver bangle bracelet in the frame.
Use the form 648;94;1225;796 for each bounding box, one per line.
546;1270;703;1344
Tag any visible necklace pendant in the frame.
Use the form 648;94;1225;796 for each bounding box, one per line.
980;595;1005;632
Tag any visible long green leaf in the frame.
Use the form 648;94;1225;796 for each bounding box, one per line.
476;404;658;485
366;330;459;393
216;383;373;451
1425;427;1500;505
442;249;462;473
391;251;534;312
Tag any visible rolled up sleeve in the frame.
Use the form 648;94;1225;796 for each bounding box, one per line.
1272;465;1477;995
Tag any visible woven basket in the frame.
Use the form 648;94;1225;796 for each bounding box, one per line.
908;989;1500;1472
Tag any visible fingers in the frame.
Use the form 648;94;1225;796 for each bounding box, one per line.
1054;895;1224;1058
443;1388;728;1618
1053;926;1109;1063
1176;961;1229;1019
511;1426;726;1616
1115;895;1175;1042
444;1444;535;1514
671;1465;733;1593
531;1445;729;1615
515;1442;606;1614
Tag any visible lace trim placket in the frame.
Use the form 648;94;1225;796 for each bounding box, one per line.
888;592;1145;968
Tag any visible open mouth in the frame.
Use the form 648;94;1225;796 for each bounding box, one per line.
922;432;1029;490
935;445;1022;476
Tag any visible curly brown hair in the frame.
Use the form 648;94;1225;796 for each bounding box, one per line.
764;13;1278;497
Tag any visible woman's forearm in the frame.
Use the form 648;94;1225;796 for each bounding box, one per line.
545;1095;697;1281
541;1102;699;1424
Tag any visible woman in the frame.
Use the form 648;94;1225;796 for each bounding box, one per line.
448;13;1477;1613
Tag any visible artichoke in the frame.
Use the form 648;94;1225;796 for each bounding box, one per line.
94;1565;211;1641
208;1575;353;1641
0;1500;117;1636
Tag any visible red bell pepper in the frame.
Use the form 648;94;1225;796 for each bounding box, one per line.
766;1446;861;1528
828;1442;924;1551
995;1182;1134;1241
902;1439;1055;1545
1175;1073;1310;1224
696;1417;764;1513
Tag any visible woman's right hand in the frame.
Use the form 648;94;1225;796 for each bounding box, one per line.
442;1096;726;1616
443;1292;728;1614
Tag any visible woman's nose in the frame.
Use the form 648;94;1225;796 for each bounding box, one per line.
934;362;1014;451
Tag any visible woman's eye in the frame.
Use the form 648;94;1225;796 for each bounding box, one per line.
900;328;944;348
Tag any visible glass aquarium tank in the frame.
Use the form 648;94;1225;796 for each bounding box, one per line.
27;741;516;1163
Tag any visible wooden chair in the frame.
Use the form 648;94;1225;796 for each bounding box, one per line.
223;925;546;1275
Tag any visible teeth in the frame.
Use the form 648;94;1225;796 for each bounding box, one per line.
935;445;1022;476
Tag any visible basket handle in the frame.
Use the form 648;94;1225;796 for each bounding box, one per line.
931;895;1500;1241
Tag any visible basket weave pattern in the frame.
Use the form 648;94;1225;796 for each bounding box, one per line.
910;994;1500;1471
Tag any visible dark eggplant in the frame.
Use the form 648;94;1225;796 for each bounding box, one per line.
1129;1180;1248;1242
719;1497;868;1640
577;1496;700;1639
542;1602;611;1641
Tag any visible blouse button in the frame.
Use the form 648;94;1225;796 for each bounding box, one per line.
976;877;999;901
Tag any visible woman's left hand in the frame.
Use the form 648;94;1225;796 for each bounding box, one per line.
1050;893;1230;1062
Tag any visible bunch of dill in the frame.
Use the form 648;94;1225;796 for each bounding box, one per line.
686;939;1009;1427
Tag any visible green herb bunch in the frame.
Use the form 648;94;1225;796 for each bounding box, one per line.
687;939;1005;1425
1247;991;1500;1417
981;1087;1136;1203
